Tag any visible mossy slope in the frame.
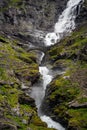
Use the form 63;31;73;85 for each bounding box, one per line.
0;35;54;130
43;23;87;130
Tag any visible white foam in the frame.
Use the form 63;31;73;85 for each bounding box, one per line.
39;66;52;90
40;115;65;130
45;0;82;46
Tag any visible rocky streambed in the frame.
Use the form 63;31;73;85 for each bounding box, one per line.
30;50;66;130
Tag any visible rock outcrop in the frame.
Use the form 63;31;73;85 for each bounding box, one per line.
76;0;87;26
0;33;53;130
18;93;36;107
0;121;17;130
0;0;68;31
0;0;69;47
41;21;87;130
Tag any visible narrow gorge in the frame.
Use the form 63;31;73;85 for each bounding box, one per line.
30;0;84;130
0;0;87;130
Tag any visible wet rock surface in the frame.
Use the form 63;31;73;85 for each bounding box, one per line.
41;21;87;130
0;121;17;130
0;0;68;31
18;93;36;107
76;0;87;26
0;34;52;130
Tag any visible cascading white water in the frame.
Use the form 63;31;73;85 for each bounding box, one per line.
30;66;65;130
30;66;52;110
39;67;52;90
45;0;82;46
30;0;83;129
39;66;65;130
40;115;65;130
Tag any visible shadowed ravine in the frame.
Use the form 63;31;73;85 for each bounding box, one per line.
30;53;65;130
29;0;83;129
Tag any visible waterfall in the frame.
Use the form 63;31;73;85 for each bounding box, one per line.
44;0;83;46
39;67;52;90
40;115;65;130
30;0;83;129
30;66;65;130
39;66;65;130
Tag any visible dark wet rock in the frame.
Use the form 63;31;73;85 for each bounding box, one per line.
0;108;4;118
76;0;87;26
0;0;69;47
0;0;68;31
65;39;76;46
68;100;87;108
0;0;86;48
18;93;36;107
27;128;32;130
0;121;17;130
68;126;80;130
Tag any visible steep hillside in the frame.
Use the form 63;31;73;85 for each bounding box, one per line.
41;14;87;130
0;0;87;130
0;34;56;130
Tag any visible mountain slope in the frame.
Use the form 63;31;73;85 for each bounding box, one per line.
0;0;87;130
41;16;87;130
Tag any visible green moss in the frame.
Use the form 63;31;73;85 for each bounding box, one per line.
10;0;21;3
46;68;87;128
49;77;80;100
0;36;9;43
7;88;21;107
0;35;47;130
48;23;87;69
77;97;87;104
9;0;22;7
30;124;55;130
32;116;47;127
0;94;5;105
46;22;87;129
0;35;39;84
68;108;87;129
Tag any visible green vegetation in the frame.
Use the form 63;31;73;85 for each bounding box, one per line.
0;0;87;129
68;108;87;130
0;35;51;129
45;23;87;129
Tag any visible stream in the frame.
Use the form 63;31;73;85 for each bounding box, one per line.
30;54;65;130
39;66;65;130
30;0;83;130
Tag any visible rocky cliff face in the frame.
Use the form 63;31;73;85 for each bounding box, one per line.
76;0;87;26
0;0;87;33
41;22;87;130
0;0;86;46
0;0;70;47
0;0;68;32
40;1;87;130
